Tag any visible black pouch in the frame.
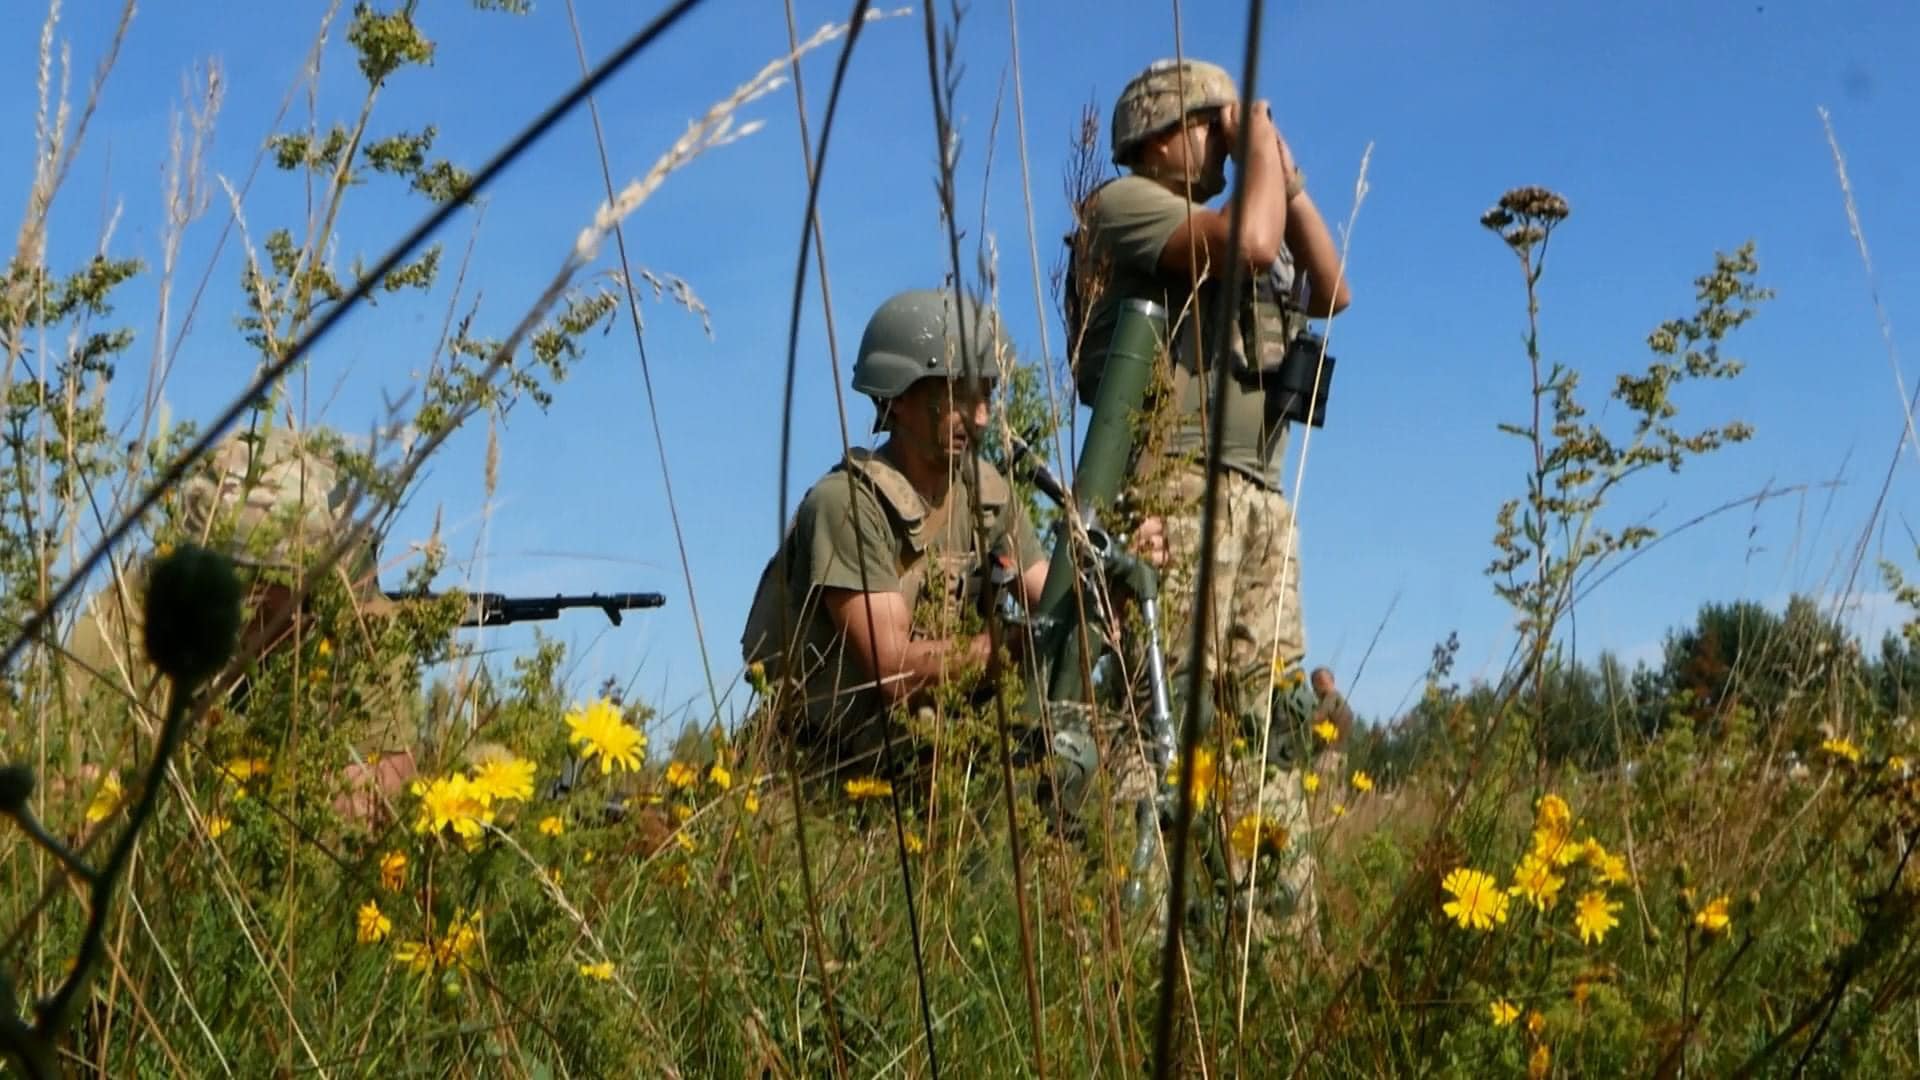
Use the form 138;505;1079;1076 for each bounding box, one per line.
1261;331;1335;428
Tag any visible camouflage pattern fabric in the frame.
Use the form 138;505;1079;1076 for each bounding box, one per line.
1156;464;1307;693
1109;59;1239;164
58;423;412;778
1219;757;1319;946
1154;462;1316;941
177;424;363;572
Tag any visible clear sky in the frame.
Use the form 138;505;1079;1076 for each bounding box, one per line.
6;0;1918;738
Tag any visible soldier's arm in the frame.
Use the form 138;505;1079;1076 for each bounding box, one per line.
1018;560;1048;609
822;587;990;706
1282;187;1352;317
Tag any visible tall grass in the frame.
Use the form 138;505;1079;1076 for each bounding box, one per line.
5;3;1920;1078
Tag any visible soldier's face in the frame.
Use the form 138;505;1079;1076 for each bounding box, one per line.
1189;111;1230;198
1146;111;1226;201
895;377;991;464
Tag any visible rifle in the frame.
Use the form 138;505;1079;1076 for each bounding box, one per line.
383;590;667;627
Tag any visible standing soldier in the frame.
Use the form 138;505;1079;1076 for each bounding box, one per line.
741;289;1050;793
1069;58;1354;941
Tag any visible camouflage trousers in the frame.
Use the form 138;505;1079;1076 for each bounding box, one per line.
1157;464;1307;700
1219;754;1319;946
1099;463;1316;941
1087;714;1319;947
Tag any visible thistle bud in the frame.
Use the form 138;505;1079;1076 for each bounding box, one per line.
0;763;33;814
143;543;242;687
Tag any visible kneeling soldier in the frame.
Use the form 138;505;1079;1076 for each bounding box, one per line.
742;289;1050;791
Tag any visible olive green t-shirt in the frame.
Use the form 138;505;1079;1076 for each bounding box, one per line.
740;447;1044;780
1074;174;1295;485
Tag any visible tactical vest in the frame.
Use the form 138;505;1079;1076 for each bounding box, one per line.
1065;181;1310;410
741;448;1012;683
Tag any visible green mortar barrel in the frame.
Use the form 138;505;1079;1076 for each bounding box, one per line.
1033;298;1167;705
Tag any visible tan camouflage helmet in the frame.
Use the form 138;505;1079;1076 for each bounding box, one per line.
176;424;367;574
1110;58;1239;165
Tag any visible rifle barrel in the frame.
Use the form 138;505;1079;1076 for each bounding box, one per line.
381;589;667;627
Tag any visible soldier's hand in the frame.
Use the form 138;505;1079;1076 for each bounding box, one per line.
1131;515;1170;569
332;750;418;828
1275;130;1303;196
1216;102;1242;152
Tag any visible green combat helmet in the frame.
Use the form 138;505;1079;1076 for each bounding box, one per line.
852;288;1011;428
1109;58;1239;165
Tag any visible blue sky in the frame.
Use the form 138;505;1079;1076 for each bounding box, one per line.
6;0;1918;736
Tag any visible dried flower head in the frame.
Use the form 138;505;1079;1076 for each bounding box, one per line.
1499;185;1571;222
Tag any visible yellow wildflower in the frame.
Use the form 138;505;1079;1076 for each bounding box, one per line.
1509;852;1565;912
538;815;565;837
357;901;392;944
1351;770;1374;793
904;831;925;855
1230;814;1290;862
1441;867;1510;931
566;698;646;774
434;909;483;969
743;788;761;815
1166;746;1219;813
1588;843;1631;886
380;851;408;892
85;773;123;824
1573;890;1622;945
1528;1043;1550;1080
1535;792;1571;831
412;774;495;841
1332;802;1348;817
672;803;693;823
708;763;733;791
1313;719;1338;744
844;777;893;800
1526;1010;1545;1035
1303;772;1321;794
665;761;698;790
316;637;333;659
1490;999;1519;1026
208;816;232;840
470;755;536;803
583;849;597;864
221;757;270;787
1694;895;1732;936
579;960;615;981
675;830;697;854
393;941;433;975
1821;737;1861;764
1530;797;1578;866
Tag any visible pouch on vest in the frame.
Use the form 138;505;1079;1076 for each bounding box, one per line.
1262;332;1335;428
1248;260;1334;429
